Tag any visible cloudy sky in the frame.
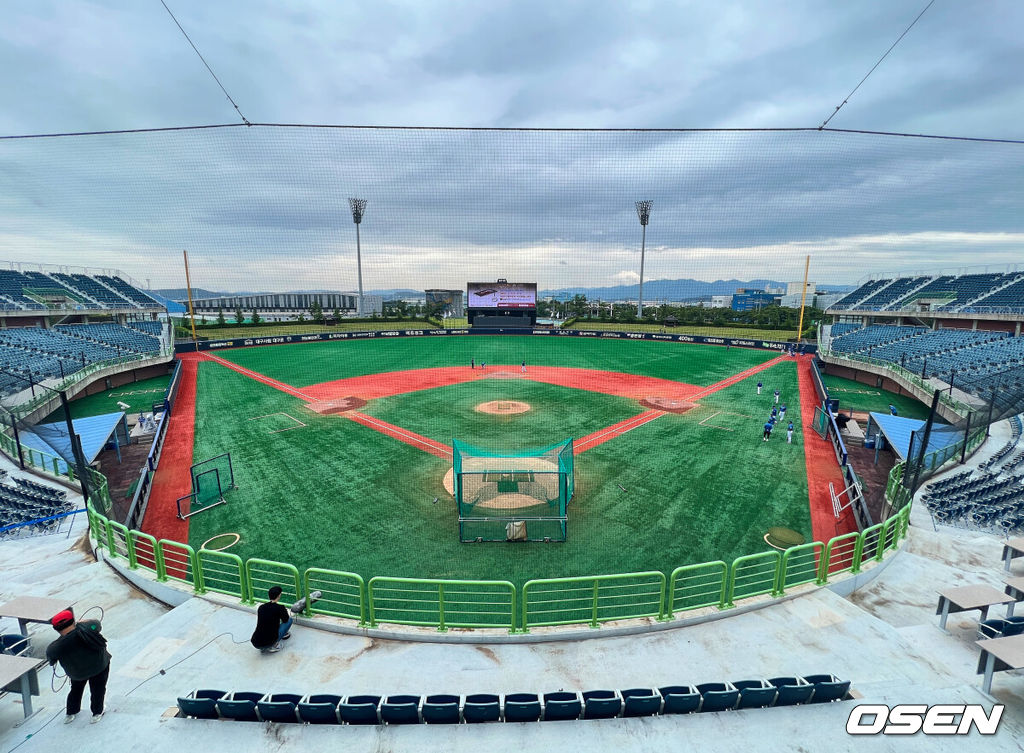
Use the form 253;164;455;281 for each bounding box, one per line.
1;0;1022;292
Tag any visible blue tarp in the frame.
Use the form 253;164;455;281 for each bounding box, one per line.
865;412;960;461
19;412;129;473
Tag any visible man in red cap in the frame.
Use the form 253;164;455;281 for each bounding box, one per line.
45;609;111;724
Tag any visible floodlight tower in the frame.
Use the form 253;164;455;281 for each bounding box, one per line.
348;198;367;316
635;200;653;318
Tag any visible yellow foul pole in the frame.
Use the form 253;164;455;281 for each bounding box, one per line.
183;249;198;346
796;254;810;343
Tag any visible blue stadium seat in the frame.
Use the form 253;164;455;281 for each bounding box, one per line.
380;694;421;724
256;692;301;722
503;693;542;722
582;689;621;719
215;691;263;721
658;685;700;714
462;693;501;723
620;688;661;717
803;674;850;703
0;634;29;655
296;693;342;724
542;691;582;721
768;676;814;706
422;694;461;724
338;694;381;725
176;689;226;719
733;679;778;709
696;682;739;712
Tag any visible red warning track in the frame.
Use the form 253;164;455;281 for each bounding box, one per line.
796;355;857;543
140;354;198;543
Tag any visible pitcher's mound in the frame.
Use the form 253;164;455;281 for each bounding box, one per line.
475;400;531;415
640;397;697;413
304;396;367;415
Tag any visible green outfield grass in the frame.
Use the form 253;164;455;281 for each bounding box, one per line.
48;374;171;422
185;338;811;587
821;374;931;420
214;335;775;388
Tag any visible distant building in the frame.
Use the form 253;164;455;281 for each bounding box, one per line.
425;289;464;317
786;281;815;297
189;291;382;316
709;294;732;309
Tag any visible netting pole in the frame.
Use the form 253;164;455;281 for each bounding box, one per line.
60;389;90;502
907;389;941;497
960;412;972;465
7;411;26;470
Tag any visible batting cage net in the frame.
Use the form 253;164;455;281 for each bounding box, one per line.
453;438;574;542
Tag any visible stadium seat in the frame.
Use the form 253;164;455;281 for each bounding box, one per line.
256;692;301;722
462;693;501;723
176;689;226;720
767;676;813;706
620;688;662;717
460;696;499;725
658;685;700;714
542;691;582;721
215;691;263;721
338;694;381;725
422;694;461;724
503;693;542;722
296;693;342;724
582;689;621;719
733;679;778;709
978;616;1024;639
0;634;29;655
696;682;739;712
380;694;422;724
803;674;851;703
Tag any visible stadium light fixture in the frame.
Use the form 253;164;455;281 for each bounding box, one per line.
348;198;368;316
635;200;653;318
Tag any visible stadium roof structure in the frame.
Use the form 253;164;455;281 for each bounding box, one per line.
865;412;961;462
19;411;130;472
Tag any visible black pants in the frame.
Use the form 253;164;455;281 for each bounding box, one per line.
67;665;109;716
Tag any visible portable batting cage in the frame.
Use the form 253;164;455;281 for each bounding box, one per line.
453;438;574;542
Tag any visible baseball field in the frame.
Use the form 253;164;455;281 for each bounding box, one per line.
142;336;853;587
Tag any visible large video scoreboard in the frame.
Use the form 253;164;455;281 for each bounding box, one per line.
466;281;537;309
466;280;537;326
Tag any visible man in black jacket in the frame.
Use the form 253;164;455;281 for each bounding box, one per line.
250;586;293;653
46;610;111;724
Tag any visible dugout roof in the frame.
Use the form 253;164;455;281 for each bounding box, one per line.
865;412;958;462
20;411;130;472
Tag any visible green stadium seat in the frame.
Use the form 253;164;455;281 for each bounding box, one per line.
339;694;381;724
422;694;461;724
658;685;700;714
256;692;301;722
296;693;342;724
463;693;501;723
620;688;661;717
503;693;542;722
215;691;262;721
176;689;226;720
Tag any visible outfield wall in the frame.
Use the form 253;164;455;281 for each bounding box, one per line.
174;327;817;354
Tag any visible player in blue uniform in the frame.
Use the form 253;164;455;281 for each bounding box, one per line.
763;420;773;441
787;421;794;443
757;380;763;395
779;403;787;420
773;389;780;404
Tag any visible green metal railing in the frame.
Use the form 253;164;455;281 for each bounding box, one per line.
778;542;826;594
522;572;666;629
726;552;782;606
666;562;728;617
244;559;301;605
304;568;366;623
196;549;247;598
368;577;516;632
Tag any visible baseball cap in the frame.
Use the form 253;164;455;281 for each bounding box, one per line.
50;610;74;630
